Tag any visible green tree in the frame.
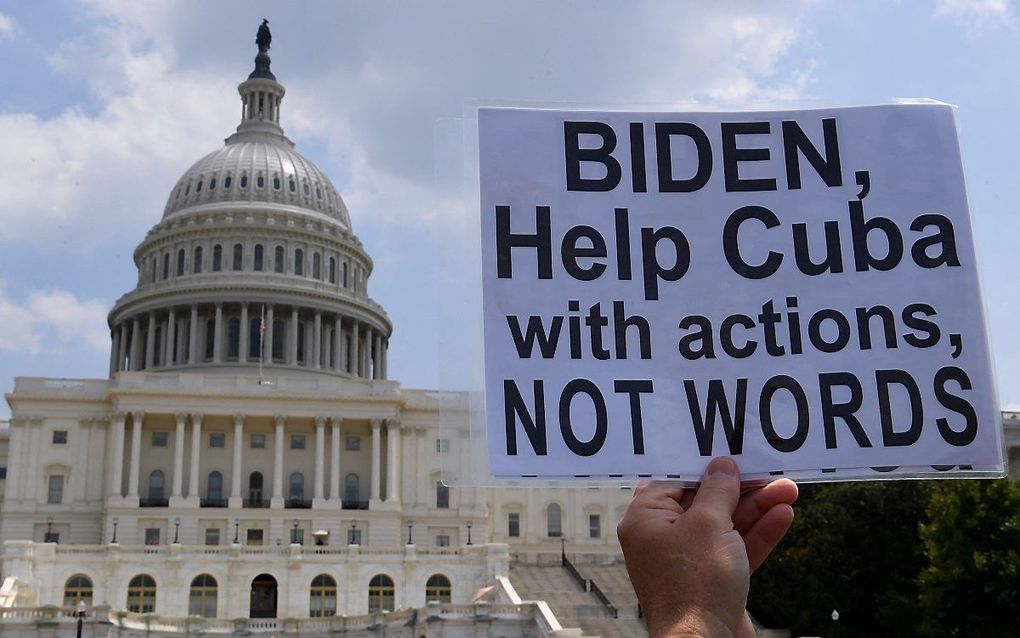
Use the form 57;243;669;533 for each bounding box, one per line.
749;481;932;637
919;478;1020;637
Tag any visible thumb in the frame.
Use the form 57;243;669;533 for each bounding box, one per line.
690;457;741;523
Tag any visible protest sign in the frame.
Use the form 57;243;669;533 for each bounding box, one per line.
477;103;1003;481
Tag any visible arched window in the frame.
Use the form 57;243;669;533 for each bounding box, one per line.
368;574;395;612
204;318;215;360
248;472;264;504
294;249;304;276
162;253;170;279
436;481;450;509
194;246;203;274
274;246;285;273
288;176;296;193
254;244;264;271
209;176;217;191
249;317;262;360
303;181;310;197
148;470;165;501
177;249;186;276
227;318;240;359
309;574;337;617
126;575;156;613
272;319;284;361
232;244;243;271
196;179;203;193
256;173;265;189
240;173;248;189
224;174;232;189
344;473;360;503
328;257;336;284
547;503;562;538
212;245;222;271
189;574;217;618
272;174;281;190
207;471;223;501
289;472;305;501
425;575;452;603
342;262;349;288
63;574;93;606
150;257;157;283
312;253;321;279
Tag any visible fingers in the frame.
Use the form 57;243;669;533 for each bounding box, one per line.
689;457;741;521
733;479;798;534
743;504;795;573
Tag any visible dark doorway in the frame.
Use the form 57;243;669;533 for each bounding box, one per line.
250;573;278;618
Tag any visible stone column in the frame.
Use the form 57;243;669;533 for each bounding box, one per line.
239;303;249;363
289;308;299;365
109;329;120;376
313;310;322;369
229;413;244;507
381;339;388;380
127;411;144;500
165;308;176;365
145;313;156;369
188;413;203;503
330;417;342;505
108;412;126;498
171;412;186;499
189;305;199;364
370;419;381;503
350;321;360;377
313;416;325;505
265;305;275;363
213;303;223;363
272;414;285;507
333;317;343;372
117;323;128;372
386;420;401;505
375;332;384;379
129;317;142;371
416;427;428;507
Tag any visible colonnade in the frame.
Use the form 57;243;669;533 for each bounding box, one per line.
107;412;401;509
109;303;387;380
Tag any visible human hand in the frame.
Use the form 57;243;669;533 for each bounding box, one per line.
617;457;798;638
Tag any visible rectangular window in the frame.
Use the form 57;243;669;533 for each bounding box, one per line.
246;528;264;545
589;514;602;539
435;535;450;547
435;439;450;453
209;433;225;448
0;467;7;479
205;528;220;546
436;482;450;509
47;475;64;504
52;430;68;445
152;432;168;447
250;434;266;449
291;435;306;449
508;513;520;538
291;529;305;545
345;436;361;451
145;528;160;545
347;527;362;545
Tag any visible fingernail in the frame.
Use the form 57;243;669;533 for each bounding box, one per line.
706;457;739;477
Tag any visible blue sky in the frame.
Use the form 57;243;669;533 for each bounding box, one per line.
0;0;1018;417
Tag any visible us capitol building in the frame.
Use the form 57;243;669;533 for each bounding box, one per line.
0;25;646;638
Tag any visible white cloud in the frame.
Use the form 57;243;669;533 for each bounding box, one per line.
934;0;1015;33
0;12;16;39
1004;402;1020;412
0;283;109;355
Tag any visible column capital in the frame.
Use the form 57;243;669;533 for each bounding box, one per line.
385;418;401;430
274;414;286;427
215;301;223;309
329;416;344;427
191;413;204;425
233;413;246;427
131;411;145;423
112;411;127;424
175;412;187;425
314;416;326;428
370;418;381;431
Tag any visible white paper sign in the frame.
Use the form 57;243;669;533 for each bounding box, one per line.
478;104;1003;481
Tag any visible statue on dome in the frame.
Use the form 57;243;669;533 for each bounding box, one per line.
256;19;272;53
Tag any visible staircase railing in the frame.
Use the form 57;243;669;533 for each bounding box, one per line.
588;579;619;619
561;553;588;591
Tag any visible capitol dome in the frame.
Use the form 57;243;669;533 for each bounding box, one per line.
107;36;391;381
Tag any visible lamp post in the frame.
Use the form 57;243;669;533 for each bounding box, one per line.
349;521;358;545
46;517;53;540
560;536;566;565
75;599;86;638
466;520;473;546
111;517;119;544
407;520;413;545
292;520;299;545
173;518;181;544
233;518;240;544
